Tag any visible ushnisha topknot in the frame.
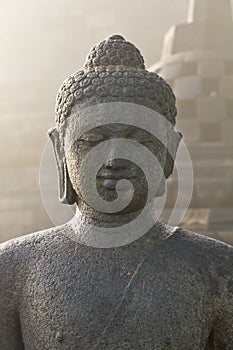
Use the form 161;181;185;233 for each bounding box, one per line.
84;34;145;70
55;35;177;125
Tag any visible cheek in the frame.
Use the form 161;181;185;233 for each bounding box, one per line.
65;150;82;185
151;146;167;170
65;144;89;168
144;144;166;169
65;146;93;190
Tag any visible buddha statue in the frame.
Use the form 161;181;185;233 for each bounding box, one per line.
0;35;232;350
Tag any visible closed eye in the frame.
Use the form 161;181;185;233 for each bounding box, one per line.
77;133;106;144
130;139;154;145
141;140;154;145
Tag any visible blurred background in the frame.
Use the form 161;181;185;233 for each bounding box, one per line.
0;0;232;244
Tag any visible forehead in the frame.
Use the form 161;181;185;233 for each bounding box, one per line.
86;123;146;135
64;102;169;141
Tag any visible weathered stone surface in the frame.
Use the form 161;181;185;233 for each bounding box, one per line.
0;222;233;349
0;34;232;350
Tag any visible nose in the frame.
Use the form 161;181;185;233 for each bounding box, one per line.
105;139;127;170
105;158;127;170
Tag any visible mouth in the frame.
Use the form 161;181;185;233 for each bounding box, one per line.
97;176;137;190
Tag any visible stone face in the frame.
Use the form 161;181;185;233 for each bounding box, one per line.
0;33;233;349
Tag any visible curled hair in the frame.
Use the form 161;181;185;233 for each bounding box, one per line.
55;35;177;126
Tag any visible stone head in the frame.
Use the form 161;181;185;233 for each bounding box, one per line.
48;35;181;214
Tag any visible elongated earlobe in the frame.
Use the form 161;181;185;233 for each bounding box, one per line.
59;161;76;205
48;127;76;205
164;131;182;179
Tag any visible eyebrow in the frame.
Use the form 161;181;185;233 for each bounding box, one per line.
79;124;152;139
100;124;145;136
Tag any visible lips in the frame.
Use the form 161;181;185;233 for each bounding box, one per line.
101;178;119;190
98;176;136;190
99;173;133;180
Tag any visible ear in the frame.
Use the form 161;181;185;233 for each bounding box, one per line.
164;130;182;179
48;127;76;205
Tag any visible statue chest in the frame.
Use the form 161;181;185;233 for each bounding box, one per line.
19;247;212;350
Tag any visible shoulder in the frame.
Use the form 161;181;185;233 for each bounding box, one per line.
0;224;70;283
167;226;233;278
0;225;61;255
171;226;233;256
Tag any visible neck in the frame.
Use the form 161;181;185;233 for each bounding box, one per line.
67;200;174;249
76;200;143;227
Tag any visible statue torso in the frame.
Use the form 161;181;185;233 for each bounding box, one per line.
14;224;220;350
